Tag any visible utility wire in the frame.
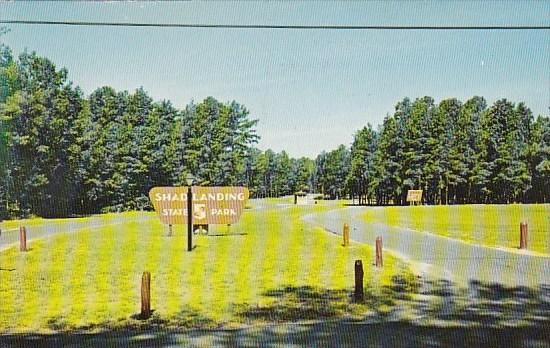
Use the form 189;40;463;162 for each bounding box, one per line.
0;20;549;30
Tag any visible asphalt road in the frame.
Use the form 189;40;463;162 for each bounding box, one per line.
0;214;154;252
303;206;550;288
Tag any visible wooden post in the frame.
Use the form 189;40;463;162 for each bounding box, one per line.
520;222;528;249
343;223;350;247
375;236;383;267
141;271;151;318
354;260;364;302
19;226;27;252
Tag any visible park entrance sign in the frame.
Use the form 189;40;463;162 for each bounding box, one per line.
406;189;423;205
149;186;249;225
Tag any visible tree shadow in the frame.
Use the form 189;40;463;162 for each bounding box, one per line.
234;286;353;322
130;309;156;321
207;233;249;237
409;279;550;328
1;279;549;347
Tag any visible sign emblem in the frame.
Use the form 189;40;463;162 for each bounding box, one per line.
193;204;207;220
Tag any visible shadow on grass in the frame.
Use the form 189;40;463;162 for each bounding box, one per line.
234;286;352;322
207;233;249;237
1;279;549;347
130;309;156;321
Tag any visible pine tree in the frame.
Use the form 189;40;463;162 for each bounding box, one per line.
80;87;122;212
401;97;433;203
372;115;402;205
528;115;550;202
347;124;377;204
147;100;180;188
0;44;17;218
291;157;314;193
450;96;485;203
320;145;350;199
428;98;461;204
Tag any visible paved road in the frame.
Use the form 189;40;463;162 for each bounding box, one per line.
303;206;550;287
0;214;154;252
0;199;281;251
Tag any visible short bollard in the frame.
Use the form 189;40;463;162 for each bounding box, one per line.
375;236;383;267
168;224;173;237
19;226;27;252
141;271;151;319
343;223;350;247
520;222;528;249
354;260;364;302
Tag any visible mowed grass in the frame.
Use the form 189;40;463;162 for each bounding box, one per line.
363;204;550;254
0;200;416;333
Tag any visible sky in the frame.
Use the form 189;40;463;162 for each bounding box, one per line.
0;1;548;158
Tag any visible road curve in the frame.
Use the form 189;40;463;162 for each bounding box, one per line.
303;206;550;287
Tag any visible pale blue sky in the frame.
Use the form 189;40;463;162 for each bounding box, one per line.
0;1;548;157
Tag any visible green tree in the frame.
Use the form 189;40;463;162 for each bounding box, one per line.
401;97;433;203
478;99;531;203
316;145;350;199
3;51;85;216
425;98;461;204
372;115;402;205
79;87;125;212
449;96;486;203
527;115;550;202
0;44;17;218
146;100;180;189
347;124;377;204
290;157;315;193
215;101;259;186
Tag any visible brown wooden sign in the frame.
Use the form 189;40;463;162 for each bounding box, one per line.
149;186;249;225
406;189;423;203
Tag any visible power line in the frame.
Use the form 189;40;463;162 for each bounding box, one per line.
0;20;549;30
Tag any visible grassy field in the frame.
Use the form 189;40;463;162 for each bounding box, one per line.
362;204;550;254
0;199;416;333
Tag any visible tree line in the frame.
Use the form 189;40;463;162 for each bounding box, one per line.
345;97;549;205
0;47;316;218
1;46;548;218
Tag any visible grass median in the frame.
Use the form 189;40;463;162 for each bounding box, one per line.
362;204;550;255
0;199;416;333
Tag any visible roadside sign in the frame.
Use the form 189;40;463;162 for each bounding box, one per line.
149;186;249;225
406;190;423;204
